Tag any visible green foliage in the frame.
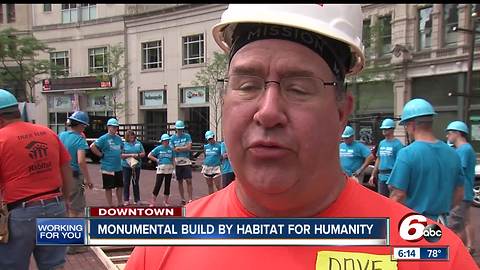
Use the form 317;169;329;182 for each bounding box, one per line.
0;27;62;102
192;52;228;136
94;43;127;117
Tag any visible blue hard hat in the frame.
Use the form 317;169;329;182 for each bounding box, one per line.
380;118;395;129
160;133;170;142
205;130;215;140
446;120;469;134
175;120;185;129
399;98;436;125
107;118;119;127
0;89;18;110
342;126;354;138
68;111;89;126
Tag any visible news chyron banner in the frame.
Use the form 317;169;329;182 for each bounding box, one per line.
36;207;388;246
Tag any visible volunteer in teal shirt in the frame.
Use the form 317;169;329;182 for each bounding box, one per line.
90;118;124;207
59;111;93;219
94;133;123;172
387;141;465;219
148;134;175;207
339;141;372;177
221;141;235;187
445;120;476;253
170;133;192;159
150;144;174;165
121;138;145;168
169;120;193;205
59;130;89;172
202;131;222;195
456;144;476;202
204;143;222;167
121;130;145;205
369;121;404;198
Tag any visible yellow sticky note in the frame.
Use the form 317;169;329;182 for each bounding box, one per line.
316;251;398;270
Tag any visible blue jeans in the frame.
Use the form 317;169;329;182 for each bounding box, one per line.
0;199;67;270
123;167;141;202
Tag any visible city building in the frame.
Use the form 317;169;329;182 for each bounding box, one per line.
0;4;33;101
5;4;480;147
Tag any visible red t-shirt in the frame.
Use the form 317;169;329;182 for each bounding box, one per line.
126;180;478;270
0;122;70;203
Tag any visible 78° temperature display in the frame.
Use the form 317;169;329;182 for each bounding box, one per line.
392;247;449;260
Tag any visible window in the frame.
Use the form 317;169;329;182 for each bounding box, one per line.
182;34;204;65
61;4;78;23
50;51;70;77
43;4;52;12
6;4;15;23
142;40;162;70
88;47;108;74
363;19;372;57
473;4;480;44
418;6;433;49
378;15;392;55
443;4;458;46
48;112;69;134
80;4;96;21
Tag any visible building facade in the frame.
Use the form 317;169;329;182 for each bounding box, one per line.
0;4;33;101
356;4;480;149
12;4;480;147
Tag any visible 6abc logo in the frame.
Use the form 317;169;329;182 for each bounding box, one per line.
398;213;442;243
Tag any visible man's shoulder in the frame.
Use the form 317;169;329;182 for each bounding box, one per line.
342;181;413;218
186;184;238;217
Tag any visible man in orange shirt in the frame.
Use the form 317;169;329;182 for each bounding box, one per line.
0;89;73;270
126;5;478;269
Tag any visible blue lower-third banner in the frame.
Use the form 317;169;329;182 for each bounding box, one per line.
87;218;389;246
36;218;86;245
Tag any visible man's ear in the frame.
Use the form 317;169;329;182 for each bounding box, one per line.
338;91;353;128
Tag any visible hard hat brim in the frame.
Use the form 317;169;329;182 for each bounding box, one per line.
67;117;89;126
212;16;365;76
445;128;468;135
399;112;436;125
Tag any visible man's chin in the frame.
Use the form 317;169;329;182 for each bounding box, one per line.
243;174;299;195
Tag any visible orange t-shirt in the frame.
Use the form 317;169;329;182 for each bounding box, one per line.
0;121;70;203
126;180;478;270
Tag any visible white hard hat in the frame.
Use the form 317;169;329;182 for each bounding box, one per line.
212;4;365;75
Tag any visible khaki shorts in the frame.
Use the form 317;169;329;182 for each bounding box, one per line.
448;200;472;232
201;165;221;178
70;171;86;213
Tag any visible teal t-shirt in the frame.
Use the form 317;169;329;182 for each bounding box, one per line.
150;145;174;165
203;142;221;167
387;141;465;215
169;133;192;159
59;130;89;172
339;141;371;176
94;133;123;172
456;143;476;202
220;142;233;174
377;138;404;182
122;140;145;168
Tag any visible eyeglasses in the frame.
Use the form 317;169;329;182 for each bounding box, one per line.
225;74;337;103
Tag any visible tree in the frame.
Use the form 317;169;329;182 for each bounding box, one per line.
0;27;62;102
348;20;395;112
93;43;129;117
192;51;228;137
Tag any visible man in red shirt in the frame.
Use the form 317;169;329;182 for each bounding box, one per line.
126;5;478;269
0;89;73;270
